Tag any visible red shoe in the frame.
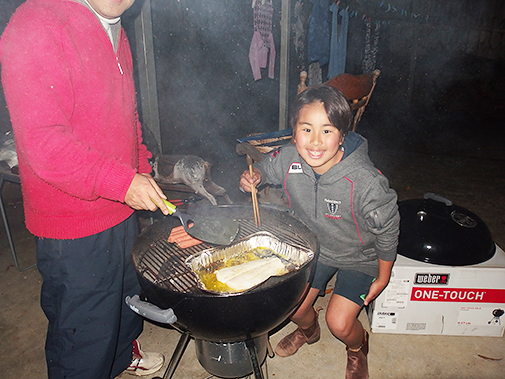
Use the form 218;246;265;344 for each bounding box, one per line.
126;340;164;376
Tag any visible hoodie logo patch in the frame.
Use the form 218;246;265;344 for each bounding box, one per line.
325;198;342;220
288;162;303;174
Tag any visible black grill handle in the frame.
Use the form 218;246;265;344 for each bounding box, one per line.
125;295;177;324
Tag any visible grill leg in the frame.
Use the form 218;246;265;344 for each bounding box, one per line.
245;338;265;379
153;331;191;379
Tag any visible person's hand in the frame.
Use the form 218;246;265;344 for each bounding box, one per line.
240;168;261;192
363;259;394;306
125;173;169;215
363;277;388;306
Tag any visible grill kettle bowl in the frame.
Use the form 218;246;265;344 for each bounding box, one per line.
130;205;318;342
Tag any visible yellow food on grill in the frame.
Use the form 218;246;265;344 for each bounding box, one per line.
195;247;288;293
215;256;286;291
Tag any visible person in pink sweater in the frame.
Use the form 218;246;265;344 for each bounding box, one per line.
0;0;170;377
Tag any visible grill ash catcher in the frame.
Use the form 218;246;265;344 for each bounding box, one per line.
126;205;318;379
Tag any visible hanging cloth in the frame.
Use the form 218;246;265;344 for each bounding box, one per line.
328;4;349;78
362;18;380;73
292;0;311;71
307;0;330;66
308;61;323;87
249;0;276;81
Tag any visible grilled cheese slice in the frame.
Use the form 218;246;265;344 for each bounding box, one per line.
215;257;286;291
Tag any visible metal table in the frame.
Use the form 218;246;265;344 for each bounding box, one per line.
0;167;36;271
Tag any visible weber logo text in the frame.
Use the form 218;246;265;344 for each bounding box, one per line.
414;273;449;285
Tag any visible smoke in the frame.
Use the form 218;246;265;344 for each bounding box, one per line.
146;0;281;168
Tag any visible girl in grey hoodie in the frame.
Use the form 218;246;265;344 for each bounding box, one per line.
240;86;400;379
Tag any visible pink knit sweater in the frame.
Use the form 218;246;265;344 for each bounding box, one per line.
0;0;152;239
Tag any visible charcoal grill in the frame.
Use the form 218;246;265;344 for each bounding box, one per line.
127;204;318;379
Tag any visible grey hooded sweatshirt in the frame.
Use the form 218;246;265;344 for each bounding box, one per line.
256;132;400;277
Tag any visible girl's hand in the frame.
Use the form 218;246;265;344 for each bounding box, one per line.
363;259;394;306
240;168;262;192
363;278;388;306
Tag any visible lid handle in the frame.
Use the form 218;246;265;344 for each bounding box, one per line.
423;192;453;206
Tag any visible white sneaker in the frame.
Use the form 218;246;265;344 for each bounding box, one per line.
126;340;164;376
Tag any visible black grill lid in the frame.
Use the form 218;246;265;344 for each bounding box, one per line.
398;193;495;266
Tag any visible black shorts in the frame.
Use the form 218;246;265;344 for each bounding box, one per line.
311;261;376;307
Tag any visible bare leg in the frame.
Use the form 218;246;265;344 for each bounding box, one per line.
326;294;369;379
290;287;321;329
325;294;363;349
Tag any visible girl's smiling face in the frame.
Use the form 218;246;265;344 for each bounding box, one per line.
293;101;344;175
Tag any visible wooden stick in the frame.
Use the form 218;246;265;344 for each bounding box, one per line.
248;164;261;227
249;164;258;226
253;187;261;227
252;185;260;227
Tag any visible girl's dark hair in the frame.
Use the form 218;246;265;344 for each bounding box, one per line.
289;85;353;137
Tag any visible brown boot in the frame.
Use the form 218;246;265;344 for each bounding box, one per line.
345;330;369;379
274;308;321;357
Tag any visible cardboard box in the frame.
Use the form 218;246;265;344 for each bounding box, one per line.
368;244;505;337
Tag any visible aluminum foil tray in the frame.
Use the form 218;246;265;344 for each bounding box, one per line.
185;231;315;294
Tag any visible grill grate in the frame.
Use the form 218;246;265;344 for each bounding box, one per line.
135;210;316;294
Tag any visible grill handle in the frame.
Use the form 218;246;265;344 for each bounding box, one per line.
125;295;177;324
